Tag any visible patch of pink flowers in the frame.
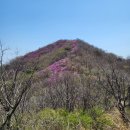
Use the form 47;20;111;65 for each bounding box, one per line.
22;40;79;61
48;58;69;81
23;40;68;61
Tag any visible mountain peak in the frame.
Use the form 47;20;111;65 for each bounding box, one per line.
54;39;79;44
8;39;129;84
23;39;80;61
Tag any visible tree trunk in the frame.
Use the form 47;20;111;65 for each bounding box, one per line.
0;115;11;130
117;102;129;123
128;86;130;107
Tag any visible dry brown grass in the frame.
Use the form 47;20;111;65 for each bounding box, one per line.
106;107;130;130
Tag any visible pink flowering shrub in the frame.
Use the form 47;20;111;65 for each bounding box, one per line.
27;40;80;82
47;58;69;82
23;40;79;62
23;40;68;61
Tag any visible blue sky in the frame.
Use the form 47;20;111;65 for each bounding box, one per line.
0;0;130;62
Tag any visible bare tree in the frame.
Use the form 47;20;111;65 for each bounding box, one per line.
42;72;79;112
98;61;130;123
0;43;36;130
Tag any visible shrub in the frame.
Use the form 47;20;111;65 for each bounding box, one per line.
12;108;113;130
80;113;93;129
67;112;79;129
88;107;113;130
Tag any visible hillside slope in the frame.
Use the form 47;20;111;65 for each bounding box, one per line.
10;39;129;81
1;39;130;130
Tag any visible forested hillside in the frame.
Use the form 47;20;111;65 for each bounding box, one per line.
0;39;130;130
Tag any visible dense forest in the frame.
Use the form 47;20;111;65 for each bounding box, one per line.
0;39;130;130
